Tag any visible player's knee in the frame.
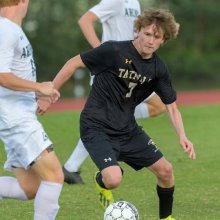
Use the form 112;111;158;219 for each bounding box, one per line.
46;168;64;184
104;173;122;189
53;165;64;182
159;162;173;182
106;177;122;189
47;157;64;184
35;157;64;184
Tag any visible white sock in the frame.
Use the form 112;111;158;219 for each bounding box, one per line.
0;176;27;200
64;139;89;172
34;181;63;220
134;102;150;119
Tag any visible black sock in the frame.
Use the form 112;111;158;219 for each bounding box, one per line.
157;185;175;219
96;172;108;189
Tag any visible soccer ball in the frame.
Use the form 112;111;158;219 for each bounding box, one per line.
103;201;139;220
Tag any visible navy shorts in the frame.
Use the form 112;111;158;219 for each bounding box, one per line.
81;130;163;171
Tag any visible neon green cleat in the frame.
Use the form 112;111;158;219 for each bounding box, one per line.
161;215;176;220
94;171;114;210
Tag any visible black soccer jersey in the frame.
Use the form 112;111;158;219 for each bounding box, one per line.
80;40;176;136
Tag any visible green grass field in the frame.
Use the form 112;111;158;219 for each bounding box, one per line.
0;104;220;220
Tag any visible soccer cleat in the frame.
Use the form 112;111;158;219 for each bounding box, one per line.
94;171;114;210
62;166;84;184
161;215;176;220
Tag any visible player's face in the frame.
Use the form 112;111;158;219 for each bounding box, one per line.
134;24;164;59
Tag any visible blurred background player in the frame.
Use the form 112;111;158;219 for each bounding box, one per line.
0;0;63;219
62;0;166;184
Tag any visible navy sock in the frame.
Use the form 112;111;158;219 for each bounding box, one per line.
96;172;107;189
157;185;175;219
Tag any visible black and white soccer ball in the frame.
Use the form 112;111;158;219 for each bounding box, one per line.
103;201;139;220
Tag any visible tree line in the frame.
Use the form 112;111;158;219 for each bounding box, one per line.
24;0;220;96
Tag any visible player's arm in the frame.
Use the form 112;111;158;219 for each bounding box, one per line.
0;72;38;91
166;102;196;160
78;11;101;48
53;55;86;90
0;72;59;97
37;55;85;115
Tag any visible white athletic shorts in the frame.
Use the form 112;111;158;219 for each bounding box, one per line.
0;119;52;172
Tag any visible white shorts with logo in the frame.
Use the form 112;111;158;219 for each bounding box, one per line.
0;119;52;172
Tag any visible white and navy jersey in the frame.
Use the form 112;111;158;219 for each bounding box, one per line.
90;0;141;42
0;17;37;129
80;41;176;136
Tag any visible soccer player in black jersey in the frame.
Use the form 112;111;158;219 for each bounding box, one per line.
44;8;196;220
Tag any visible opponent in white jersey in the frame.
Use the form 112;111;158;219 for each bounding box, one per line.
60;0;166;185
90;0;140;44
0;1;63;219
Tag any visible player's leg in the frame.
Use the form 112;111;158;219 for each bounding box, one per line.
0;120;63;219
0;123;40;200
0;173;29;200
96;165;122;190
94;165;121;209
120;131;175;219
134;93;165;119
145;93;166;117
81;132;121;209
9;148;63;220
13;167;41;199
63;138;87;184
148;157;175;220
0;149;63;220
30;149;63;220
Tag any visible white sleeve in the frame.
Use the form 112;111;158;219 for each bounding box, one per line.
0;29;17;73
90;0;123;22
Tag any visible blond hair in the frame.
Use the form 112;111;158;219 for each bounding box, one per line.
134;8;178;43
0;0;21;8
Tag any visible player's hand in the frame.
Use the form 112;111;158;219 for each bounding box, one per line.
179;136;196;160
37;91;60;104
37;98;52;115
36;82;60;102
